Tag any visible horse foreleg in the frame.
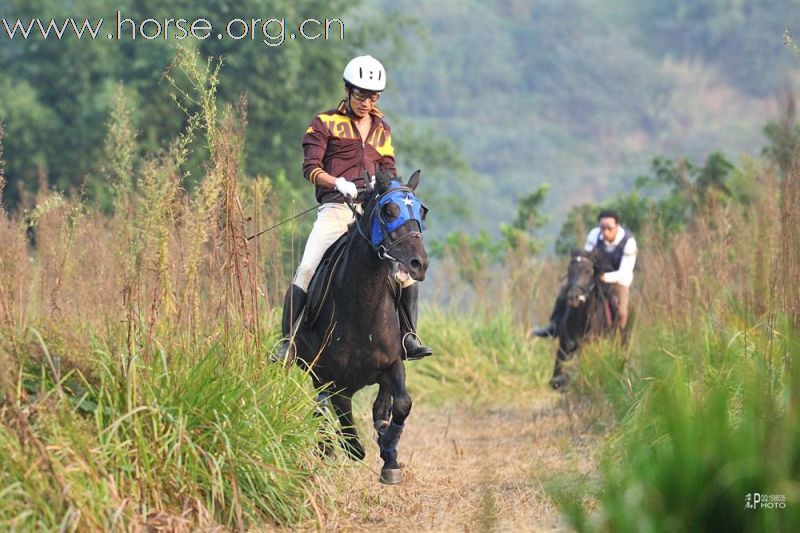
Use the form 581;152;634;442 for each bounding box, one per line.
313;388;336;457
372;378;392;434
330;393;365;460
379;360;411;484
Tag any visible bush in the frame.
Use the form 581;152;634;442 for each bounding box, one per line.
0;336;330;529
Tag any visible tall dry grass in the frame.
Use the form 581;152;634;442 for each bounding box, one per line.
0;48;330;530
0;48;293;368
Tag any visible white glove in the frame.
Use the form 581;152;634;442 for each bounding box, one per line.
334;177;358;199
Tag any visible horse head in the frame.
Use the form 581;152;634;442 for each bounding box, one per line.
357;169;429;281
565;248;597;308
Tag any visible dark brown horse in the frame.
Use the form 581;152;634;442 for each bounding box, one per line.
291;170;429;484
550;248;620;389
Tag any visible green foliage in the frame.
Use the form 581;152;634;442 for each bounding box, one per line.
392;122;475;232
103;85;138;214
556;320;800;532
0;40;347;529
500;184;550;255
762;93;800;178
0;0;118;201
0;0;384;206
429;229;505;287
376;0;797;237
556;152;738;254
625;0;800;96
0;336;331;530
408;306;551;405
430;183;549;292
2;0;795;238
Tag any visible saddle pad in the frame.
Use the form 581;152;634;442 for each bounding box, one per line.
305;234;349;327
599;284;618;327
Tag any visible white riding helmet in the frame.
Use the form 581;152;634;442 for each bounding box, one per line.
342;55;386;92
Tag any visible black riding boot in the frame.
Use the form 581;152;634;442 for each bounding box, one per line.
275;284;307;361
533;292;567;338
398;284;433;360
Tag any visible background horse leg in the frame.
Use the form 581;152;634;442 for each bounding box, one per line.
330;393;366;460
550;345;572;390
379;360;411;485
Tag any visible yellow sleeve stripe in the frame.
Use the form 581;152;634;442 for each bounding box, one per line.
309;168;323;185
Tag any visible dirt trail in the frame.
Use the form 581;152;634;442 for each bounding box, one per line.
314;393;599;532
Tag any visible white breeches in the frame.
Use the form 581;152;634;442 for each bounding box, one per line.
293;203;355;291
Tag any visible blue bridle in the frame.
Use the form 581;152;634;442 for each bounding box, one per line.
354;180;427;261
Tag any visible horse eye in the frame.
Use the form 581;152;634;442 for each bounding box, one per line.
382;204;398;219
420;206;428;221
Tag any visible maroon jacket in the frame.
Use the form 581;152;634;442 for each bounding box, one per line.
302;100;397;204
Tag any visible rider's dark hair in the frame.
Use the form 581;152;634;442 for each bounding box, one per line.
597;209;620;223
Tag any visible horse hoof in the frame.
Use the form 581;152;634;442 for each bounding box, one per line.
380;468;402;485
550;375;568;390
316;440;335;458
343;441;366;461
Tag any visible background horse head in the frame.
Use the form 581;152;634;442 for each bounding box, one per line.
550;248;618;389
565;249;597;309
293;168;428;484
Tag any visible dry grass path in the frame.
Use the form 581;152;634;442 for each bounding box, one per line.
304;392;600;532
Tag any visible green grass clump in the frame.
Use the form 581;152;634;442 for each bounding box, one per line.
1;336;331;530
556;318;800;532
409;306;552;405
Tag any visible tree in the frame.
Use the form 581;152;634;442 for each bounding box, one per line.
0;0;387;206
762;91;800;178
556;152;737;254
500;184;549;255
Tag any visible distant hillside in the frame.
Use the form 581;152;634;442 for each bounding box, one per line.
377;0;800;241
2;0;798;247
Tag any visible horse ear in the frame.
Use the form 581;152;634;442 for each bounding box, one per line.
375;171;393;193
570;247;583;258
407;170;421;191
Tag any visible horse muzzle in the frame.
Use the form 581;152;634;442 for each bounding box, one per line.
393;250;428;283
404;254;429;282
386;227;428;282
567;290;587;308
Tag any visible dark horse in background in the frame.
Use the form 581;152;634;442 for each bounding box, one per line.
549;248;623;390
291;170;429;485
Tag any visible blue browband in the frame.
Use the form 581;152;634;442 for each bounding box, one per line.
369;180;427;250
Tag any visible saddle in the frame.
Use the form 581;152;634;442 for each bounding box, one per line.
596;283;618;328
304;234;349;327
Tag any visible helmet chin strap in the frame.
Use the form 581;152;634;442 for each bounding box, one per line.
345;85;357;117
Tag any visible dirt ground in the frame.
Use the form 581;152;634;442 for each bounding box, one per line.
307;392;600;532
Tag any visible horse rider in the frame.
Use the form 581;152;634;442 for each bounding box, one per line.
276;55;433;361
533;209;638;337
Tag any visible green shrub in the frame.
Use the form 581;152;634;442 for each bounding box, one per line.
557;319;800;532
0;337;331;530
